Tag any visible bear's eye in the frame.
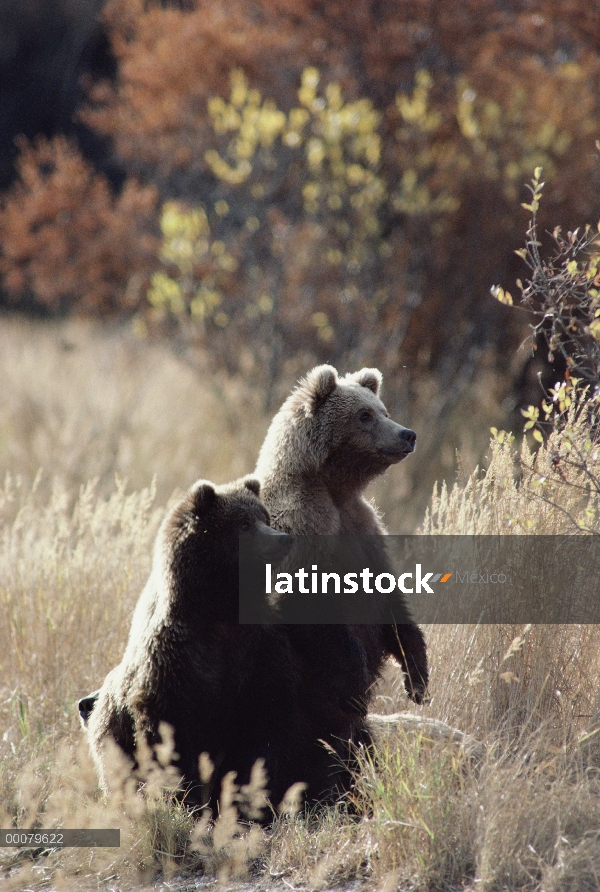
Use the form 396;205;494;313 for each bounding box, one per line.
240;520;252;533
359;410;373;423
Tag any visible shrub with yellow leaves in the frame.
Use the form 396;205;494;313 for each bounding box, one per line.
138;68;392;378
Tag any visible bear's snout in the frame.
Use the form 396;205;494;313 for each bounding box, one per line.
398;427;416;451
254;522;294;561
377;421;416;461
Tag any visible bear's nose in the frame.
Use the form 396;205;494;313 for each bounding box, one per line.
399;428;416;449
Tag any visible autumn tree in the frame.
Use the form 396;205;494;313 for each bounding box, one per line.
0;136;157;314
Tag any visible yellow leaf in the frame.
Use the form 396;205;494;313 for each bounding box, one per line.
491;285;513;305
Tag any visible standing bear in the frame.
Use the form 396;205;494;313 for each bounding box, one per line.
254;364;428;789
86;477;299;811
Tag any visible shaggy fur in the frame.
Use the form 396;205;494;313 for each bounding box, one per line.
86;477;302;811
254;365;428;790
83;366;428;811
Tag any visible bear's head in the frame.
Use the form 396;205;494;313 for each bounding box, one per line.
177;476;293;552
257;365;416;489
163;477;292;619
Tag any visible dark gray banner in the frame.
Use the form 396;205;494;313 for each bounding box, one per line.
239;535;600;623
0;829;120;847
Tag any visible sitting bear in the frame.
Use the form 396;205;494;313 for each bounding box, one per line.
253;365;428;788
86;477;299;811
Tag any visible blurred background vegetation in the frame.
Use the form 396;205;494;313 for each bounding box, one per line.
2;8;600;887
1;0;600;524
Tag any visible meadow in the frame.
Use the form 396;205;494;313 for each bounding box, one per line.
1;317;600;891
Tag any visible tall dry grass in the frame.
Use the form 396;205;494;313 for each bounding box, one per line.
0;316;437;532
1;318;600;891
0;316;268;504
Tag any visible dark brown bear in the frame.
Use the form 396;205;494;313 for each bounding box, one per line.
254;364;428;790
86;477;299;811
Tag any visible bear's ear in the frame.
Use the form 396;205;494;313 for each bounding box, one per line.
192;481;217;512
243;477;261;497
301;364;338;415
350;367;382;396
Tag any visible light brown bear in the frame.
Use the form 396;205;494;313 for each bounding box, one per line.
254;364;428;785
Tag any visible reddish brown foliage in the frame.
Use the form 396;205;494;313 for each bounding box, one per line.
83;0;306;183
0;135;158;314
85;0;600;187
